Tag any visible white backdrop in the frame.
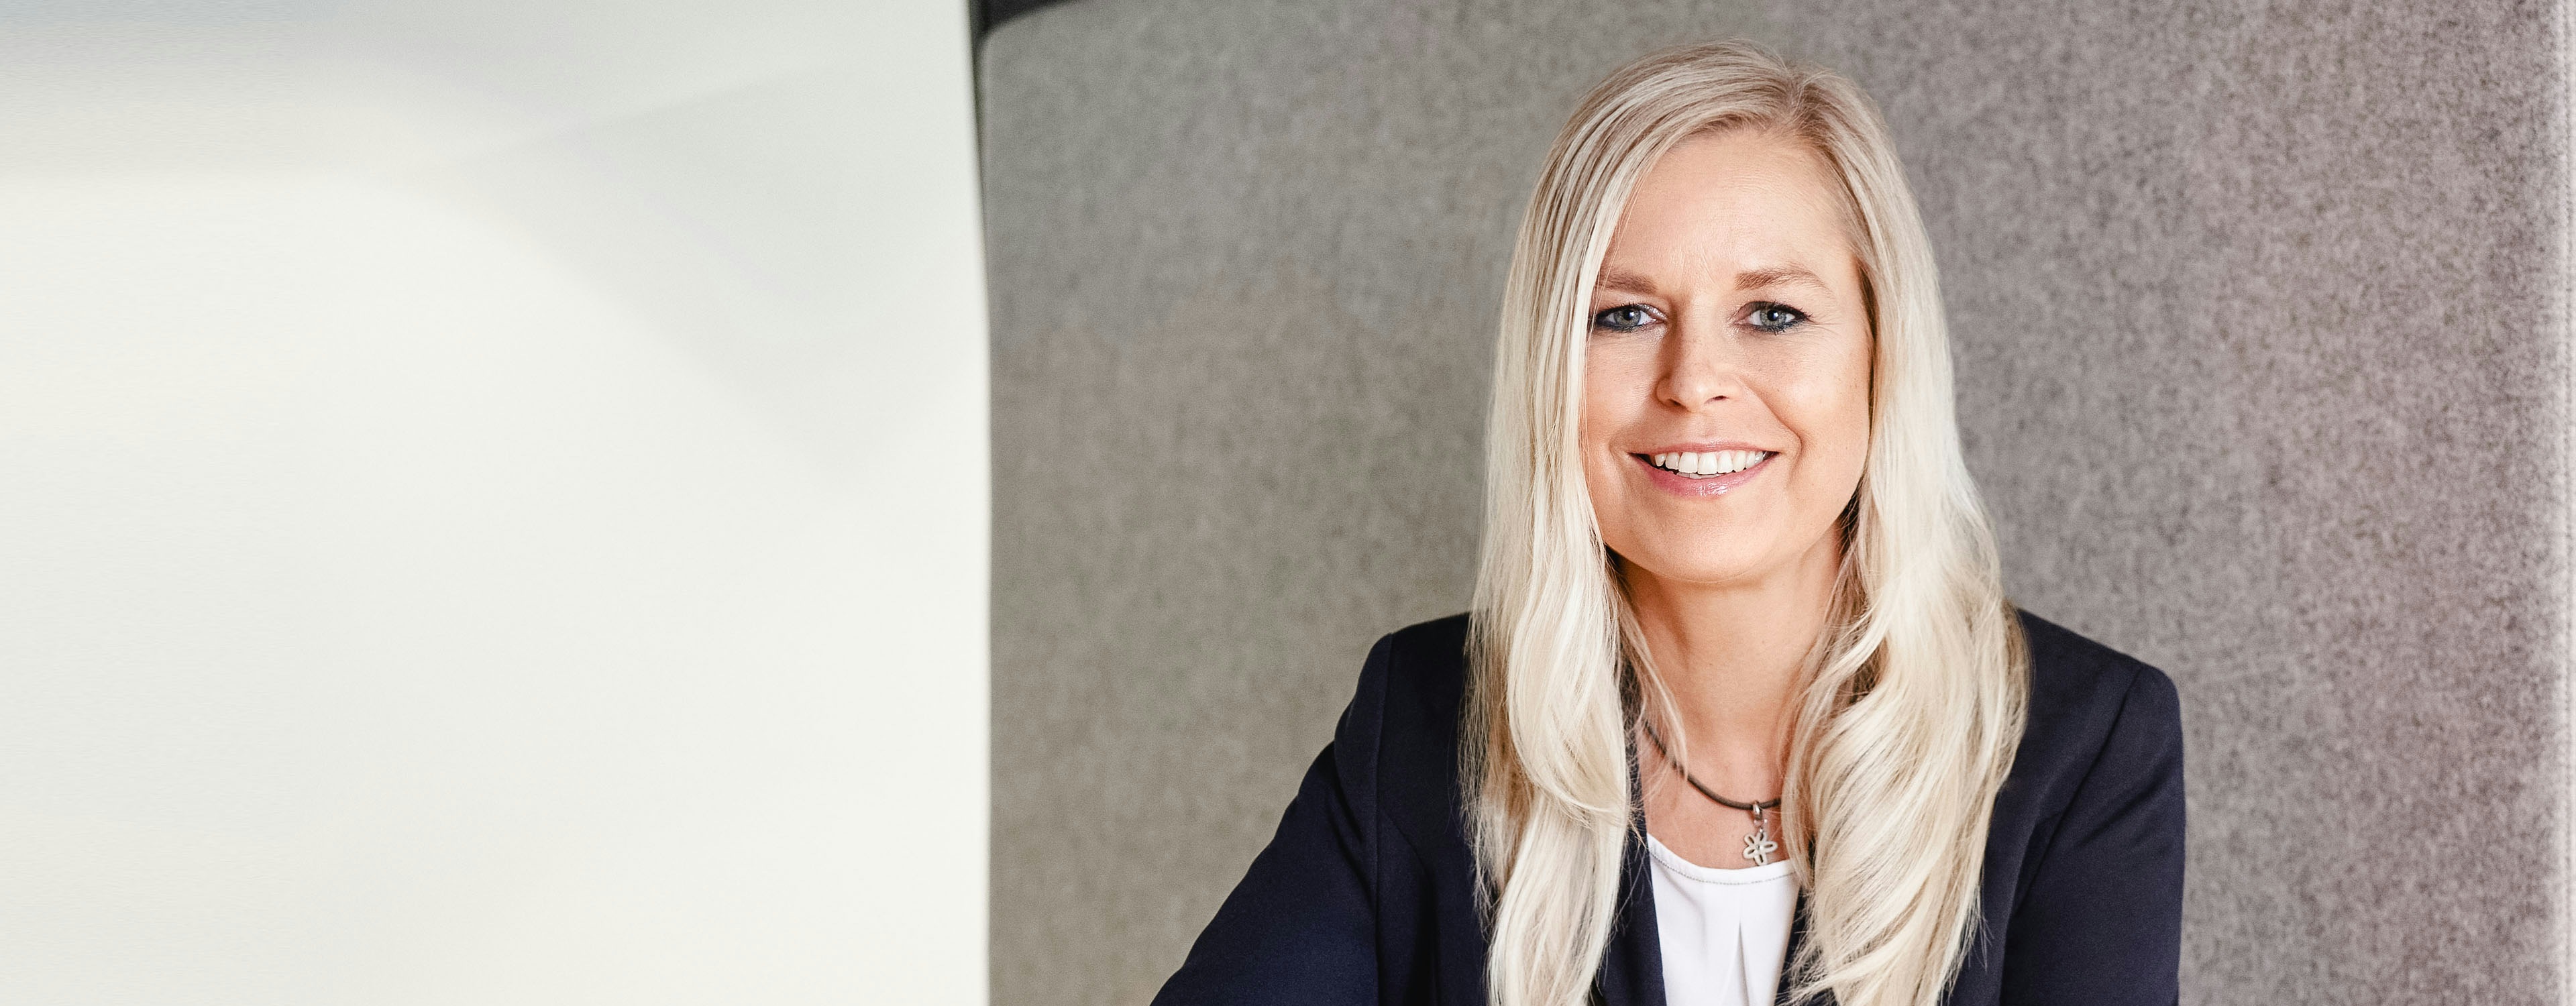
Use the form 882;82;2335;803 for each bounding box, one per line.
0;3;985;1003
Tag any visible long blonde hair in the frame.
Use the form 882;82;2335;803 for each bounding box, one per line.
1463;40;2029;1006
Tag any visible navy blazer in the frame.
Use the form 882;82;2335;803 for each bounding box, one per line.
1152;610;2184;1005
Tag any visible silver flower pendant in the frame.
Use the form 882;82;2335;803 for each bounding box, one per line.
1741;809;1779;865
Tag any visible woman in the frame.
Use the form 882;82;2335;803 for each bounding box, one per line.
1152;40;2184;1006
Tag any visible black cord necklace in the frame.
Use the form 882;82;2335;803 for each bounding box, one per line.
1639;716;1782;865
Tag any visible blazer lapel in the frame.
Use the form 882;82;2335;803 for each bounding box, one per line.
1775;889;1832;1005
1595;740;1669;1006
1593;819;1666;1006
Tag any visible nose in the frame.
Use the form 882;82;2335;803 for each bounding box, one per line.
1655;319;1747;411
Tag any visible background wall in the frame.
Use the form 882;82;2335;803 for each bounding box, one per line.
0;3;986;1002
980;1;2567;1003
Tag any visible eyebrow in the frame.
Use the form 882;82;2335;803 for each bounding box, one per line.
1733;265;1832;293
1594;267;1661;295
1593;264;1834;297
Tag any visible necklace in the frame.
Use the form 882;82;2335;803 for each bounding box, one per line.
1640;717;1782;866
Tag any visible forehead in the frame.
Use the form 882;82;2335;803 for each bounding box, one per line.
1605;127;1858;278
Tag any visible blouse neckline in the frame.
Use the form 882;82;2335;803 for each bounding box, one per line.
1645;833;1796;885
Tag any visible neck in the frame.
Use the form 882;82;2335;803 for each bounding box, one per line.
1623;530;1843;791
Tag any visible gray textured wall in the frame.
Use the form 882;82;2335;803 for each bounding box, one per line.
981;1;2568;1003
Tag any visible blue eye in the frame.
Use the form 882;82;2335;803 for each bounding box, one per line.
1747;302;1807;332
1593;304;1656;332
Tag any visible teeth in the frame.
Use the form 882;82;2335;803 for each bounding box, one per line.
1652;449;1768;477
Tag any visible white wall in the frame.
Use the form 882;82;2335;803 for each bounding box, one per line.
0;3;986;1003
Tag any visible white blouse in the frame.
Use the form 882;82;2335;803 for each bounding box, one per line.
1646;834;1798;1006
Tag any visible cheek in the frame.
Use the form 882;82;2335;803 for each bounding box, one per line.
1578;345;1648;449
1784;343;1874;488
1578;347;1656;520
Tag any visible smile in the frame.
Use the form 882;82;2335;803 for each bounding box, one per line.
1648;449;1772;478
1631;447;1774;497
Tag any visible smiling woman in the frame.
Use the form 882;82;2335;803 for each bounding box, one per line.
1151;41;2182;1006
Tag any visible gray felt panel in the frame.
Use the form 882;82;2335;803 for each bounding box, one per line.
980;1;2569;1003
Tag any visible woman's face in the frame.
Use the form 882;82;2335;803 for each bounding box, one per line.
1580;127;1874;591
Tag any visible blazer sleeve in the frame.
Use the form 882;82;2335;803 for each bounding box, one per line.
1150;634;1392;1005
1998;662;2187;1005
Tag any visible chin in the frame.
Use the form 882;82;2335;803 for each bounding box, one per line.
1619;548;1771;588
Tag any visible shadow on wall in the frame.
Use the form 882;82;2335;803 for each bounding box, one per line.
973;0;1079;45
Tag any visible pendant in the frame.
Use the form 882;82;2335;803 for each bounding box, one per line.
1741;808;1778;865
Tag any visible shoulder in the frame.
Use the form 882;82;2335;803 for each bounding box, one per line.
1971;611;2186;1001
1375;612;1474;697
1343;610;1472;753
1344;612;1472;737
1333;612;1474;853
2015;608;2182;744
2006;608;2184;820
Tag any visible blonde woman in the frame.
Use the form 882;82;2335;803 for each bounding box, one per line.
1154;40;2183;1006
